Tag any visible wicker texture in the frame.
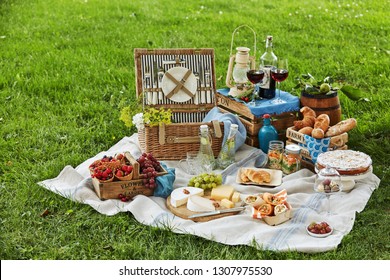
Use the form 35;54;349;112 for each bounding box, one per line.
138;122;224;160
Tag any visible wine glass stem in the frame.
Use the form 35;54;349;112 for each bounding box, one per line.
327;195;331;216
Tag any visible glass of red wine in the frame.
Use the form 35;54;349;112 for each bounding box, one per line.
246;69;265;106
270;58;289;104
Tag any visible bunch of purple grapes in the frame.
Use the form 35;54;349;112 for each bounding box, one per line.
137;153;162;189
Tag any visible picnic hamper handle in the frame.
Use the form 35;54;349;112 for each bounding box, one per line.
230;25;257;57
124;152;140;179
158;121;222;145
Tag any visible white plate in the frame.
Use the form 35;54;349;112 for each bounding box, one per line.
161;66;197;103
236;168;283;187
306;222;333;238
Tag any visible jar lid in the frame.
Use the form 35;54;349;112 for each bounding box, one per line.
285;144;301;154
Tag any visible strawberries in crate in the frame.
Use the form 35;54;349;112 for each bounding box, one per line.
91;166;114;182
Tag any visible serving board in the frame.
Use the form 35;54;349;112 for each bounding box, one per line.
166;193;244;222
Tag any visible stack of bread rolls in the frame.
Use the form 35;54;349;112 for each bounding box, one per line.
293;106;357;147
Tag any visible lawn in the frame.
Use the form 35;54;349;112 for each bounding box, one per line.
0;0;389;260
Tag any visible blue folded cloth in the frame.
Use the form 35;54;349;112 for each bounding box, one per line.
202;107;247;152
303;135;330;164
154;162;175;198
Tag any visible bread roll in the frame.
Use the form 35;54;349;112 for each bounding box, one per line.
325;118;357;137
314;114;330;132
311;128;325;139
298;127;314;135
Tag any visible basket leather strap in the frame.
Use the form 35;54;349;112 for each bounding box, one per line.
164;70;195;99
212;120;222;138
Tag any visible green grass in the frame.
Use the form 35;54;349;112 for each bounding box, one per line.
1;0;389;260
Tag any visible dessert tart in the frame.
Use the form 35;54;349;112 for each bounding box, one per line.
316;150;372;176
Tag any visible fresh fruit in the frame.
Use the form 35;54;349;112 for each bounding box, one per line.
319;83;331;94
91;167;114;182
307;221;332;235
188;173;223;190
137;152;162;189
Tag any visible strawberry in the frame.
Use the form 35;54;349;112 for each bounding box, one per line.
116;170;124;177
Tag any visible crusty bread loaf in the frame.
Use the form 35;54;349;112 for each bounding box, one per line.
330;132;348;148
325;118;357;137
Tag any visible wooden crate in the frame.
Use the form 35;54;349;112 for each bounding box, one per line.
285;127;348;172
134;48;224;160
92;152;167;200
217;101;297;148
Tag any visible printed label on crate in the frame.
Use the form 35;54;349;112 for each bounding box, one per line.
286;127;305;144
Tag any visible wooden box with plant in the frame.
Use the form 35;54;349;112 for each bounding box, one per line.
120;48;224;160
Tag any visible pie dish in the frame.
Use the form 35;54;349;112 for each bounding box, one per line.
316;150;372;176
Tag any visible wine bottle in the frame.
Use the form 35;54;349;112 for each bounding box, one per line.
259;36;277;99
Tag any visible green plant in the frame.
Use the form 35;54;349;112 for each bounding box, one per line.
292;73;370;101
120;106;172;129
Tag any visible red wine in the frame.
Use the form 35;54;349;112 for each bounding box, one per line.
246;70;264;84
271;69;289;82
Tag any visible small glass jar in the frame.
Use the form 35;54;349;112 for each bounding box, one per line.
282;144;301;175
267;140;284;170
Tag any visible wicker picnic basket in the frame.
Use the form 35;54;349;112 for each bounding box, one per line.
134;48;224;160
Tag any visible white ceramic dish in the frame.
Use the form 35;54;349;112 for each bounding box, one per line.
236;168;283;187
161;66;197;103
306;223;333;238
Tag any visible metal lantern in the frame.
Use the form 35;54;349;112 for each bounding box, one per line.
225;25;257;97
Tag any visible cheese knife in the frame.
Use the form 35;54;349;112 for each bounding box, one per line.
188;206;246;219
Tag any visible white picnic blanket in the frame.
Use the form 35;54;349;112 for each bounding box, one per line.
38;134;380;253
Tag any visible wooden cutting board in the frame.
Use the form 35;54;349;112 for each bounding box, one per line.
166;194;244;222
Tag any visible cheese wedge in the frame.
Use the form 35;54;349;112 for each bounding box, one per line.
231;191;241;203
170;187;204;207
187;195;215;212
210;185;234;201
221;198;235;209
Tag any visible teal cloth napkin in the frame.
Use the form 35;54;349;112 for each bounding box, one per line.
202;106;247;152
154;162;175;198
303;135;330;164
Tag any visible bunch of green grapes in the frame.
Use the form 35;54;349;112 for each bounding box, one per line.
188;173;223;189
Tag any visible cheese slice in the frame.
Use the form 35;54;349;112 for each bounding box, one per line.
187;195;215;212
210;185;234;201
231;191;241;203
221;198;235;209
170;187;204;207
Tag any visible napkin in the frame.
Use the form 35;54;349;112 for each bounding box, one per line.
154;162;175;198
202;107;247;152
303;135;330;164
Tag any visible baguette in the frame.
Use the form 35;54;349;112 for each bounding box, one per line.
330;132;348;148
325;118;357;137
